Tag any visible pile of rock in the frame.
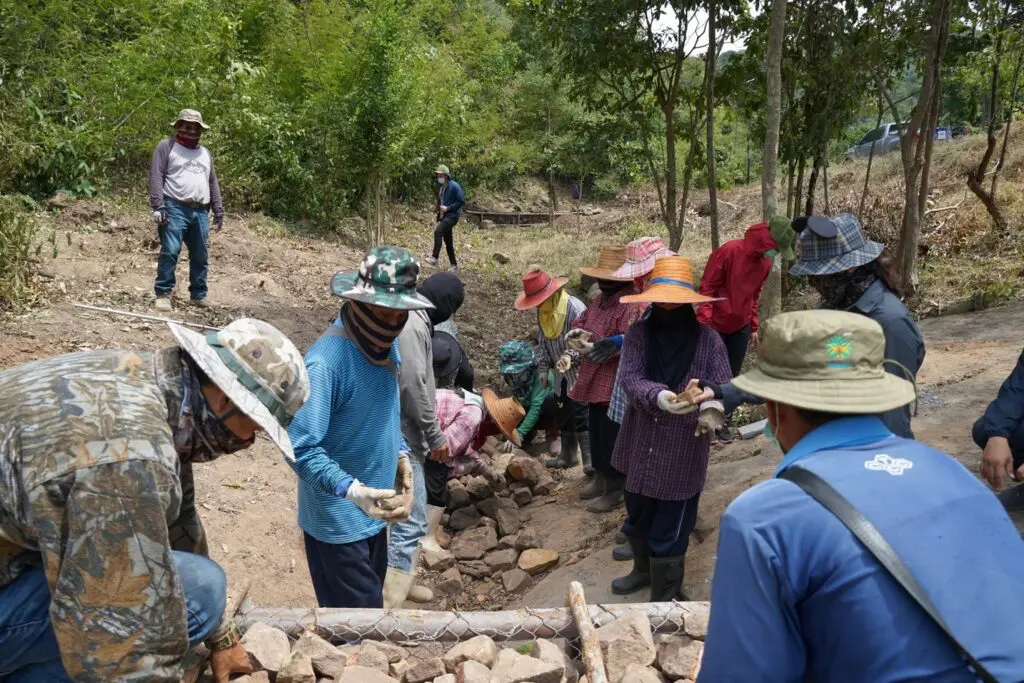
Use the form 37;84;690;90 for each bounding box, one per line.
233;606;707;683
423;438;563;604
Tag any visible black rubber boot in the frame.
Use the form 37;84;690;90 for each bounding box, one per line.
649;555;685;602
586;474;623;513
611;537;651;595
577;431;594;476
580;471;604;500
613;543;633;561
615;530;627;544
545;430;578;469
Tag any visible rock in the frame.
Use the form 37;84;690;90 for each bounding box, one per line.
450;506;483;531
532;476;557;496
512;487;532;506
517;548;559;575
423;548;457;572
479;517;497;530
337;665;398;682
436;566;464;595
464;476;494;500
485;548;519;572
241;623;291;673
489;648;563;683
292;630;347;678
458;560;492;579
516;528;542;551
277;651;316;683
682;603;710;639
597;612;656;683
495;506;522;536
341;642;390;674
492;452;515;474
443;634;499;672
529;639;578;683
655;635;703;681
448;480;472;510
434;675;457;683
497;534;518;550
374;641;409;663
477;496;505;519
451;526;498;560
405;657;446;683
501;568;531;593
506;456;545;487
493;252;511;264
389;659;411;680
619;667;668;683
455;659;491;683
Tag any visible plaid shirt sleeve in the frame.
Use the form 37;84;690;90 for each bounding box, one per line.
435;390;482;458
608;364;628;423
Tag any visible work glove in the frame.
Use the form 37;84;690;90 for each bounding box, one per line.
430;441;451;464
555;354;573;373
376;454;414;522
343;480;398;519
213;214;224;231
152;210;166;225
657;390;699;415
500;437;518;454
586;337;621;363
564;329;593;352
694;402;727;437
210;642;252;683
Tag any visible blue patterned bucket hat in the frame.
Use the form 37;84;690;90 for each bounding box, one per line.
498;341;536;375
789;213;884;277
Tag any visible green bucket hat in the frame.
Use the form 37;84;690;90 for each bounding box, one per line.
435;164;450;176
331;246;435;310
768;215;797;261
498;341;536;375
731;309;915;414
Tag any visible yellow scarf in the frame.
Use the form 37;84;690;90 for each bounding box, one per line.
538;289;568;339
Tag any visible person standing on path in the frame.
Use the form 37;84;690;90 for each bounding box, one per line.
561;246;645;513
149;109;225;311
610;257;731;602
514;268;591;471
287;247;429;609
699;310;1024;682
0;317;309;683
697;219;796;442
426;164;464;272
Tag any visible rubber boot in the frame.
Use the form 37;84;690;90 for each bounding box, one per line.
615;530;627;544
545;430;578;469
611;537;651;595
419;505;445;554
586;473;623;513
578;431;594;476
613;542;633;561
580;471;605;500
649;555;686;602
382;566;415;609
407;582;434;603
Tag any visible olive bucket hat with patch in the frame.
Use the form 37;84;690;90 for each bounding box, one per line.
169;318;310;462
331;246;435;310
731;309;915;414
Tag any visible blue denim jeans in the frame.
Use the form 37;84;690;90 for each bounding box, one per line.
155;198;209;300
387;458;428;572
0;551;227;682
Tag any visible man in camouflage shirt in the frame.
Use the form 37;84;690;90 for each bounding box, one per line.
0;318;308;682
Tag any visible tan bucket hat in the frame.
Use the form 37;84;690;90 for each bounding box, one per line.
731;309;915;414
169;318;309;461
171;108;210;130
482;387;526;446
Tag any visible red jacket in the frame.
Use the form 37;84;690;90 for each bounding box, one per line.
697;223;777;334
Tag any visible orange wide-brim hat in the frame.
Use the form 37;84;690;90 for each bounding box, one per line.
621;256;723;305
514;269;570;310
482;387;525;446
579;245;632;281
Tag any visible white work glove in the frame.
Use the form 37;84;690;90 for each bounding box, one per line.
564;329;593;352
345;481;398;519
694;401;727;437
657;390;699;415
501;438;518;454
377;455;414;522
555;354;572;373
152;210;166;224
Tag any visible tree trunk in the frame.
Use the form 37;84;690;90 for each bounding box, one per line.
705;0;720;250
805;158;820;216
795;158;806;220
664;102;679;246
761;0;787;220
786;159;796;216
992;49;1024;204
675;136;700;251
823;160;830;214
859;96;885;220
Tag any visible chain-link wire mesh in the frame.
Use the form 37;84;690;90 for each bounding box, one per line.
237;600;708;668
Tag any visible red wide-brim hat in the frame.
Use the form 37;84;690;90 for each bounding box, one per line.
514;269;570;310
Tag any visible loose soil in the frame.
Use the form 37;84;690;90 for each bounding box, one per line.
1;195;1020;611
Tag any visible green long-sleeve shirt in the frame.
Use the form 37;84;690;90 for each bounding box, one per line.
514;369;555;439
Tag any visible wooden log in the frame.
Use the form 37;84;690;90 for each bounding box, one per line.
566;582;608;683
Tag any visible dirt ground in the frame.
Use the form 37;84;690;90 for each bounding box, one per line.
1;197;1020;611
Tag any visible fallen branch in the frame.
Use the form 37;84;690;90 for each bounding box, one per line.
924;199;963;216
73;303;221;331
566;582;608;683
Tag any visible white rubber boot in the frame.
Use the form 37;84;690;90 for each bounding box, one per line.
419;505;445;554
382;566;415;609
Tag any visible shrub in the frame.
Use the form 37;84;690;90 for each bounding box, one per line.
0;196;39;312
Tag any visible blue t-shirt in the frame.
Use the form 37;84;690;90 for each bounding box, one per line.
700;416;1024;682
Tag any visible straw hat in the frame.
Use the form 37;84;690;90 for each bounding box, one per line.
731;310;915;414
482;387;525;446
579;246;631;281
611;237;675;280
514;269;569;310
620;256;721;305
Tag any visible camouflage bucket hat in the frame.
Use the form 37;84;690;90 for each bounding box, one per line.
498;340;536;375
731;310;915;414
170;108;210;130
435;164;451;176
331;246;435;310
169;319;310;462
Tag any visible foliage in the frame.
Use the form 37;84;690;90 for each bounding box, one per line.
0;195;39;311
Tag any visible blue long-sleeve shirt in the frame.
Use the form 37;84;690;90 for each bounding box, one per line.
700;416;1024;682
287;320;405;544
973;348;1024;468
437;179;465;218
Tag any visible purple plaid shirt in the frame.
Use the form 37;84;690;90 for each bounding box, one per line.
611;321;732;501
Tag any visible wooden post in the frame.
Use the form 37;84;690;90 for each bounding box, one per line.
566;582;608;683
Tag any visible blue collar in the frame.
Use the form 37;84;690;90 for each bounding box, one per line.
774;415;895;476
851;279;886;314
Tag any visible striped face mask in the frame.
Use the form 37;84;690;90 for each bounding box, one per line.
342;301;408;364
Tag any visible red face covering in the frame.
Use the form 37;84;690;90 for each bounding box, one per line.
175;124;201;149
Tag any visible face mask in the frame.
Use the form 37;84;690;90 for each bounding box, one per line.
175;361;255;463
436;177;445;185
764;249;778;260
764;403;787;454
